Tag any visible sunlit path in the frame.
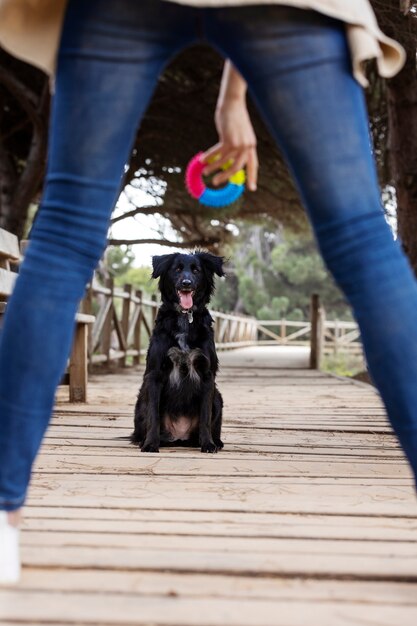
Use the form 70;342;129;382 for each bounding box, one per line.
219;345;310;369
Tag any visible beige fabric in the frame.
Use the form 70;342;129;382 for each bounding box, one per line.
0;0;405;87
0;0;67;75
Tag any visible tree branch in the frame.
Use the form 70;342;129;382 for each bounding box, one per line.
107;237;221;248
110;205;162;224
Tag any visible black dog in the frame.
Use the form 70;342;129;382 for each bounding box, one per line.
131;251;224;453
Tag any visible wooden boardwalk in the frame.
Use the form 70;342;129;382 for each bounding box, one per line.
1;347;417;625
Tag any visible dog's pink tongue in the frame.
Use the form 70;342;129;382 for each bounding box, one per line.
179;291;193;310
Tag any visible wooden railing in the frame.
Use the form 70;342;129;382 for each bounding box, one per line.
83;283;361;371
82;277;258;367
81;277;157;366
212;311;258;348
256;320;361;353
256;294;362;370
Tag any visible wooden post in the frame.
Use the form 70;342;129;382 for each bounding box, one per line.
133;289;142;366
120;283;132;367
310;293;323;370
69;323;88;402
81;285;94;372
81;285;93;315
334;319;339;356
151;293;158;329
101;277;113;367
281;319;286;345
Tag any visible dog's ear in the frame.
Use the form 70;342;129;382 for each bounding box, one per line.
196;252;225;277
151;253;178;279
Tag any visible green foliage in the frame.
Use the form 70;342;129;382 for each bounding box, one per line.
257;297;289;321
211;274;239;312
106;245;136;277
271;239;327;285
267;236;351;320
114;266;158;297
322;353;366;378
237;275;269;317
214;227;352;320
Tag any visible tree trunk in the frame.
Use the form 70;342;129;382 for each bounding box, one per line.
386;46;417;275
0;142;18;231
11;119;47;240
0;64;49;239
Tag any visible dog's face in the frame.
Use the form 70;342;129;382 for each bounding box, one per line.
152;252;224;309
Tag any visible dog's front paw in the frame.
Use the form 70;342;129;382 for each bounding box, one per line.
213;438;224;450
201;441;218;453
141;441;160;453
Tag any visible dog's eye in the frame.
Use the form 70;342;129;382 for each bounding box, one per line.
191;266;199;274
176;266;183;273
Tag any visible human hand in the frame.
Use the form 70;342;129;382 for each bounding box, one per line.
201;62;258;192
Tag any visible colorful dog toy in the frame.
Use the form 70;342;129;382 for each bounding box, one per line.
185;152;245;208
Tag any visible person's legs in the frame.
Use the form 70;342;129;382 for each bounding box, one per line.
206;6;417;481
0;0;194;530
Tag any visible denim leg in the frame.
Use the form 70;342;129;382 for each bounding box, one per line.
206;7;417;482
0;0;195;510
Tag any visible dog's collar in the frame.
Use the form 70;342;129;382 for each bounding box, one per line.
175;304;196;324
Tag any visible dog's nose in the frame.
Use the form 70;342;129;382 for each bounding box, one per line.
181;279;192;289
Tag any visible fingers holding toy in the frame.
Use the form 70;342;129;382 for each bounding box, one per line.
200;142;225;169
202;144;257;192
185;150;246;208
214;152;245;186
213;151;249;188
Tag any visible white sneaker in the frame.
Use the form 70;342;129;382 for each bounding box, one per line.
0;510;20;585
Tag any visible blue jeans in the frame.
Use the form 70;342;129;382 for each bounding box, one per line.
1;0;417;510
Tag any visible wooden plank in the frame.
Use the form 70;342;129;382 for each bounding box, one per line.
32;453;412;478
22;508;417;541
26;476;417;516
100;278;114;360
91;296;112;351
14;569;417;605
141;309;152;337
132;290;143;366
0;227;19;260
41;424;399;445
46;419;394;435
38;441;405;459
42;445;398;458
20;530;417;556
13;546;417;583
120;283;132;366
75;313;95;324
16;534;417;580
112;305;128;352
2;589;417;626
0;266;16;297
